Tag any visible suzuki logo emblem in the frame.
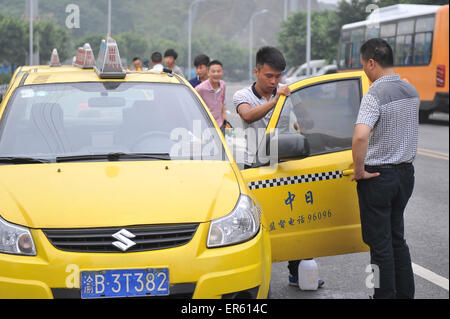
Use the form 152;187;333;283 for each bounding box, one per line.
112;229;136;251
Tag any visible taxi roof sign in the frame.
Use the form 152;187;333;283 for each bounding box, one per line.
49;48;61;67
74;43;96;69
94;36;126;79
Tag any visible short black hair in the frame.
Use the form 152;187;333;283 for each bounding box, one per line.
256;46;286;71
151;51;162;63
132;57;141;62
360;38;394;68
164;49;178;60
194;54;210;67
208;60;223;68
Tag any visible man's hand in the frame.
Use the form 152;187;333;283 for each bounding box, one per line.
237;85;291;124
352;169;380;181
276;85;291;99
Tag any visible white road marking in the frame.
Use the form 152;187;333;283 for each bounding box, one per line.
418;148;449;160
418;148;449;157
412;263;449;291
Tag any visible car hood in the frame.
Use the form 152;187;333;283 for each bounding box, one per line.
0;161;241;229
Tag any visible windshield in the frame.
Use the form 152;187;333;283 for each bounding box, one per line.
0;82;226;162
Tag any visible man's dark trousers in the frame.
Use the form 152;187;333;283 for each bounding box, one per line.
357;164;415;299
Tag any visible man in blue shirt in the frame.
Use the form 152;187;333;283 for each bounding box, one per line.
189;54;210;88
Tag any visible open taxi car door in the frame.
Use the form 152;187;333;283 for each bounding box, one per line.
242;71;370;262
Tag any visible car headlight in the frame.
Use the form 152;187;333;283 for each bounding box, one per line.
207;194;261;248
0;216;36;256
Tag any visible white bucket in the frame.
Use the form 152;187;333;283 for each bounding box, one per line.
298;259;319;290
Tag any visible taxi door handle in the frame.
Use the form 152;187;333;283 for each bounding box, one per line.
342;169;354;176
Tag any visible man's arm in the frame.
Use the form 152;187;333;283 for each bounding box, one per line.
237;99;277;124
237;86;291;124
352;123;380;181
222;103;227;122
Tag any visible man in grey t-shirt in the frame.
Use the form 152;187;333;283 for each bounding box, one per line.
352;38;419;299
233;46;291;168
233;47;325;289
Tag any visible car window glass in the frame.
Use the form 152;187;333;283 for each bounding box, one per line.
275;79;361;156
0;82;225;161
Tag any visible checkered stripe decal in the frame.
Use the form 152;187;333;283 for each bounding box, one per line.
247;170;343;190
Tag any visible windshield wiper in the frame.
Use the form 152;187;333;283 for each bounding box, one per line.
0;156;52;164
55;152;171;163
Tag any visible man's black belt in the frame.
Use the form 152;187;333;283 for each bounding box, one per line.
365;162;412;169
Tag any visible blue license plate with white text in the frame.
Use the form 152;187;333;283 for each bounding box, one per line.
80;268;169;299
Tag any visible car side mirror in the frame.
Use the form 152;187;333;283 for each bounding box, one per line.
256;133;310;166
271;133;310;162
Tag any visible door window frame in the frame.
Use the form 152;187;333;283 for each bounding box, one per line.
255;77;363;162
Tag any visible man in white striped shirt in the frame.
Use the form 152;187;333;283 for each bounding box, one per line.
233;46;291;168
352;38;419;299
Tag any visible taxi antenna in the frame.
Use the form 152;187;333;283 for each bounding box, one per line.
74;43;96;69
49;48;61;67
94;36;126;79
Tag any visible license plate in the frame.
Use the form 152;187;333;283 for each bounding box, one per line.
80;268;169;299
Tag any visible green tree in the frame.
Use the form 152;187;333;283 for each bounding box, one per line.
115;32;150;65
0;14;28;66
37;20;72;64
0;14;73;66
76;34;106;59
189;29;248;81
149;37;185;67
278;10;339;67
215;42;248;81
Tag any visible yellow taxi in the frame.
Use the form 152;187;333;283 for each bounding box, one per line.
0;37;369;299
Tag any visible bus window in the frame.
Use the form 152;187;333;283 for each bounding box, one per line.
380;23;396;37
351;28;364;68
380;23;397;56
342;30;351;42
415;16;435;32
395;19;415;65
413;16;435;65
366;25;380;40
339;42;352;69
396;34;413;65
398;19;415;35
381;37;397;56
414;32;433;64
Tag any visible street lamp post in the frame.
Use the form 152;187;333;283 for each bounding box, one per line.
284;0;288;21
249;9;268;83
29;0;33;65
306;0;311;76
107;0;112;36
188;0;206;79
